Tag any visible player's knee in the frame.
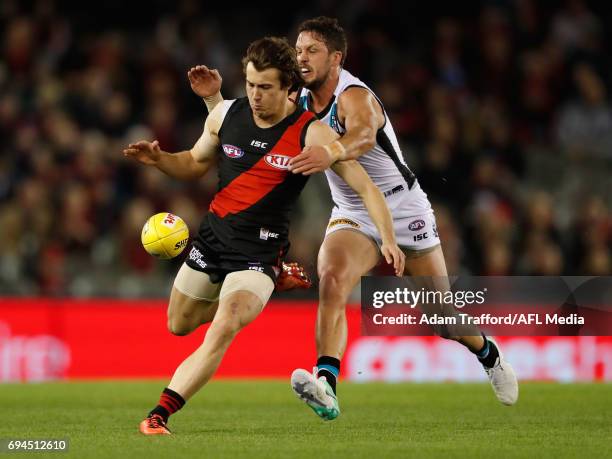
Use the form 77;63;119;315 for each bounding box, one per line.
318;266;353;302
167;318;193;336
209;317;241;342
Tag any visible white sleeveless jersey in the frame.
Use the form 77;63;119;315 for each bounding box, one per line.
297;69;428;217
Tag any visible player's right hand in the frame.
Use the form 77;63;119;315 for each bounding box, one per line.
123;140;162;165
381;243;405;276
188;65;222;98
289;145;334;175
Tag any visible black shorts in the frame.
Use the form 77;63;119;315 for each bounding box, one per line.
185;222;279;283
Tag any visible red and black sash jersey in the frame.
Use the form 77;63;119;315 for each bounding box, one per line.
202;97;316;264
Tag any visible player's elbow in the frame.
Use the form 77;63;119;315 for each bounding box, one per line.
193;163;210;179
345;128;376;159
187;154;211;179
361;135;376;152
358;127;377;153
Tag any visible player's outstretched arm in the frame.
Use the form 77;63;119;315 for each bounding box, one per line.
289;87;384;174
305;121;404;275
188;65;224;112
123;103;223;180
331;160;404;275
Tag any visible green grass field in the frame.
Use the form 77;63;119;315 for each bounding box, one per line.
1;380;610;458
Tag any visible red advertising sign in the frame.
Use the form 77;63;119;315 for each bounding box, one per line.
0;299;610;382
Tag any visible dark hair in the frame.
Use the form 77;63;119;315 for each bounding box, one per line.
298;16;348;66
242;36;304;90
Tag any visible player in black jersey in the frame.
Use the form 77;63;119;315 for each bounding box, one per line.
124;37;405;435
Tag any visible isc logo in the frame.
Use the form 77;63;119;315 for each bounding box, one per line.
162;213;177;228
264;154;291;170
259;227;279;240
251;140;268;148
413;232;428;242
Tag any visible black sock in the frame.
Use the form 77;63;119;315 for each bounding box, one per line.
148;388;186;423
476;336;500;368
316;356;340;395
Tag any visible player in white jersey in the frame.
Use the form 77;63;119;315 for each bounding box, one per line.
188;17;518;420
295;67;436;248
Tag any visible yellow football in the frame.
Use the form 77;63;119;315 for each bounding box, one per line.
141;212;190;259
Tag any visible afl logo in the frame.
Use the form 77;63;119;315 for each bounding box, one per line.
264;153;291;170
222;144;244;158
408;219;426;231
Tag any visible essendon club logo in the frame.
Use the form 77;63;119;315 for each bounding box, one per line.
222;144;244;158
264;153;291;170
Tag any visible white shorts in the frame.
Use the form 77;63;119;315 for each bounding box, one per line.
325;181;440;252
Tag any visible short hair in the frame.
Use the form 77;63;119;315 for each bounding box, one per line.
298;16;348;66
242;37;304;90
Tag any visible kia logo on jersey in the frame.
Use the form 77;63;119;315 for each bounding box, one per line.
222;144;244;158
264;153;291;170
408;219;426;231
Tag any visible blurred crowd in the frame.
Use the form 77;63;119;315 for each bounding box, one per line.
0;0;610;297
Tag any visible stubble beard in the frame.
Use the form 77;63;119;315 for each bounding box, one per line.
304;67;331;92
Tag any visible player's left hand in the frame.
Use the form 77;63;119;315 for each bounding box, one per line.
381;243;405;276
123;140;162;165
288;146;333;175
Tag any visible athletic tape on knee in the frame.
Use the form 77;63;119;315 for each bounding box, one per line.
173;263;221;301
219;270;275;305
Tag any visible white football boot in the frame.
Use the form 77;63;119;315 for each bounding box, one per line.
291;368;340;420
484;338;519;405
